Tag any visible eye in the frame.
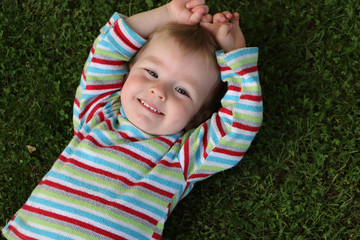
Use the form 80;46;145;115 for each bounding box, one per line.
146;69;158;78
175;87;189;97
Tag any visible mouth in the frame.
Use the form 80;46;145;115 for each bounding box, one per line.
138;99;163;115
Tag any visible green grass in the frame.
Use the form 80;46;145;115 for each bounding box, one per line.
1;0;359;239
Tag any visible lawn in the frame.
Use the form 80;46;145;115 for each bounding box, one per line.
1;0;359;239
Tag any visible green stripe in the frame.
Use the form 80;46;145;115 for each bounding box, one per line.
152;166;183;181
198;164;225;172
221;138;249;149
242;85;261;92
86;74;124;82
80;142;148;174
234;112;262;123
19;210;98;240
52;162;168;208
95;48;128;60
229;56;257;69
33;188;153;235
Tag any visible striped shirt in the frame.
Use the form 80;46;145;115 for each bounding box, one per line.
3;13;263;240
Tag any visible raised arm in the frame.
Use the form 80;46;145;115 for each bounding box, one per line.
179;12;263;182
125;0;210;39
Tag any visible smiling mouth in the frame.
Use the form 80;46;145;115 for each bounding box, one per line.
139;99;163;115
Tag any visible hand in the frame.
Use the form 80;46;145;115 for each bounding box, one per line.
167;0;209;25
200;11;246;52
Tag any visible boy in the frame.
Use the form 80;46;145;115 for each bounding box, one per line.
2;0;262;239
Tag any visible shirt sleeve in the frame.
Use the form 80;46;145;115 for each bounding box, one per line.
73;13;146;134
179;47;263;183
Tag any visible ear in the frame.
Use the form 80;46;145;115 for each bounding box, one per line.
184;110;212;131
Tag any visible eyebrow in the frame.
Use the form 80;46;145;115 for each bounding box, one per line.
143;56;200;98
143;56;165;68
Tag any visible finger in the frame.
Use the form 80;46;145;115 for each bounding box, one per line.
186;0;206;9
213;13;226;23
222;11;232;20
231;12;240;25
189;7;206;24
191;5;209;15
201;13;213;23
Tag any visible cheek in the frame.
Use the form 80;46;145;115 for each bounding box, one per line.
170;100;197;123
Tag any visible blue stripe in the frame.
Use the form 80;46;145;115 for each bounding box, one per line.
107;34;133;58
92;129;114;145
28;196;148;240
72;150;143;180
120;125;148;139
46;171;164;217
223;94;239;102
80;93;98;99
225;47;258;62
236;104;263;112
228;131;254;141
221;72;237;81
218;114;232;126
129;142;162;159
241;75;260;83
73;108;79;119
83;124;92;134
87;66;126;75
13;216;73;240
210;126;219;145
120;20;146;46
206;155;238;167
147;174;183;190
97;39;118;52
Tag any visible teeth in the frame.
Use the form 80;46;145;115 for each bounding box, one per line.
140;100;162;114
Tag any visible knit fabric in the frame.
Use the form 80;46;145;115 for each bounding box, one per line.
3;13;262;240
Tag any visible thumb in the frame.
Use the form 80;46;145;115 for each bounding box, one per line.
189;7;205;24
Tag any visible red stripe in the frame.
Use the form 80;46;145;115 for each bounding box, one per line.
213;147;245;157
8;225;38;240
215;114;226;137
233;122;261;132
202;122;209;159
22;204;127;240
237;66;258;76
179;182;191;200
90;46;95;54
86;134;157;169
156;136;175;147
78;91;113;120
40;180;159;225
188;173;210;180
152;232;162;240
219;107;232;116
220;66;231;71
74;97;79;108
58;151;173;199
114;22;138;51
86;102;106;122
159;159;181;168
86;83;123;90
183;140;190;180
241;94;263;101
92;57;124;66
228;85;241;92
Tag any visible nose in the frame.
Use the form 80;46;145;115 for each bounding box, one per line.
149;84;167;101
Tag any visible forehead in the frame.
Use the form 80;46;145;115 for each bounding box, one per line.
139;37;219;92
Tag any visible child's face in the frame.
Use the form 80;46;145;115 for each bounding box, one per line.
121;35;219;135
